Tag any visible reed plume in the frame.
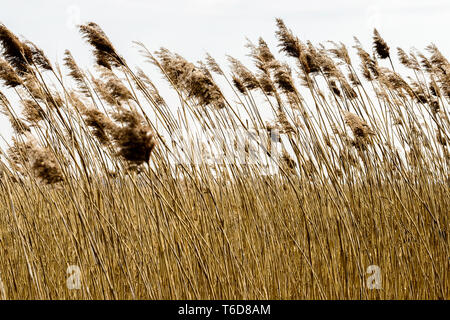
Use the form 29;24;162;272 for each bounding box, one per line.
7;137;63;184
228;56;259;90
275;18;301;58
273;63;296;93
0;58;22;87
79;22;123;69
83;108;113;146
373;28;390;59
354;38;379;80
25;41;52;71
156;48;225;108
109;107;157;165
21;99;44;124
29;144;64;184
0;24;31;75
343;111;374;139
63;50;90;95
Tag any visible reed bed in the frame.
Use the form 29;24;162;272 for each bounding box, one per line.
0;19;448;299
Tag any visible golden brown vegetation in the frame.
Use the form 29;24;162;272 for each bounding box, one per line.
0;19;448;299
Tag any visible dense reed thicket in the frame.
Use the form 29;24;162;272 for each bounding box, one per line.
0;19;448;299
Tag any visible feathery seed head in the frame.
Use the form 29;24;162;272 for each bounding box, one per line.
0;58;22;87
373;28;390;59
343;111;374;139
79;22;123;69
275;18;302;58
0;24;31;75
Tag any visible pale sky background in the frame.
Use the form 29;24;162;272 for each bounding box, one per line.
0;0;449;144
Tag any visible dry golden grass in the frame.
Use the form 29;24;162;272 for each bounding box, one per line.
0;19;448;299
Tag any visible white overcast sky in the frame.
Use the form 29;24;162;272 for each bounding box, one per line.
0;0;449;140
